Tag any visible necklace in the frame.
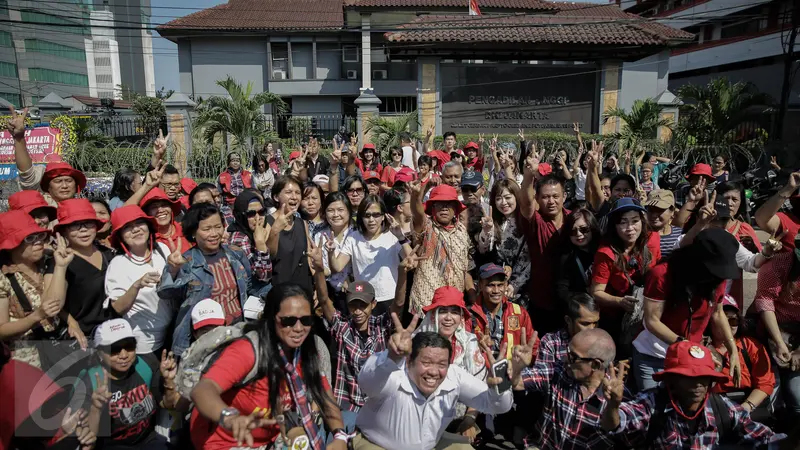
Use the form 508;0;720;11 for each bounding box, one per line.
668;389;707;421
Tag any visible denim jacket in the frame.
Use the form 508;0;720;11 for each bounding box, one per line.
157;245;252;357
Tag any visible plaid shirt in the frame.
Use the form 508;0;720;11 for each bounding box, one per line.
537;328;570;365
327;310;393;412
227;231;272;283
220;204;235;227
520;361;625;450
612;390;781;449
227;168;245;198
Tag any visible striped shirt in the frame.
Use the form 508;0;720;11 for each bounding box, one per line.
658;226;683;262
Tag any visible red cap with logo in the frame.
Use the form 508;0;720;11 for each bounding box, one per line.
395;167;417;183
363;171;380;182
652;341;728;382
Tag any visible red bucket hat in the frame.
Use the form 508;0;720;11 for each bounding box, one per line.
652;341;728;382
140;187;182;217
40;162;86;192
180;178;197;195
8;190;56;219
686;163;715;182
109;205;156;248
424;185;465;215
423;286;470;318
0;210;51;251
54;198;106;231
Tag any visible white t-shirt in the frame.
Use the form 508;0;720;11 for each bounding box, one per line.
338;230;402;302
401;145;415;169
104;243;172;354
574;169;587;201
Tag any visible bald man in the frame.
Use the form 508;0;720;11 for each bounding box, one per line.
511;328;628;450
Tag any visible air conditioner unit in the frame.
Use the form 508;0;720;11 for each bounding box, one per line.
346;70;358;80
372;70;387;80
272;70;286;80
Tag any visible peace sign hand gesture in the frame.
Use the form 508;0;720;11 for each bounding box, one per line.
160;349;178;381
144;160;166;188
388;312;420;362
91;369;113;410
518;128;525;142
166;239;188;271
6;106;27;139
510;328;537;378
408;180;423;198
386;214;405;239
478;133;485;145
481;207;494;232
400;244;428;272
153;129;170;159
54;233;75;268
698;191;717;225
272;203;292;233
602;361;629;406
309;238;325;271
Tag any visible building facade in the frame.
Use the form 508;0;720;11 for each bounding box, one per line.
87;8;123;100
159;0;692;140
95;0;155;97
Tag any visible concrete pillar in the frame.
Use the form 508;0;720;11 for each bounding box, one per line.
361;14;372;90
355;88;381;144
654;89;681;143
417;58;440;137
599;61;622;135
163;92;196;177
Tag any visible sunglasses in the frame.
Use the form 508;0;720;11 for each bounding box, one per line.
110;339;137;355
67;221;97;231
461;186;478;194
24;232;49;244
567;349;600;365
570;226;591;236
347;187;365;195
277;315;314;328
246;208;266;218
728;317;739;327
363;212;383;219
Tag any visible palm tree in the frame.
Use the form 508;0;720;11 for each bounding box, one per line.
364;111;419;160
675;78;773;166
193;76;287;160
603;99;672;158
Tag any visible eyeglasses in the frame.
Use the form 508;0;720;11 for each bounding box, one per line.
161;182;180;189
67;221;97;231
363;212;383;219
277;315;314;328
567;349;600;365
347;187;365;195
24;232;49;244
245;208;266;218
570;226;591;236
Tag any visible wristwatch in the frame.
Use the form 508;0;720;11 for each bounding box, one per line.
219;407;240;429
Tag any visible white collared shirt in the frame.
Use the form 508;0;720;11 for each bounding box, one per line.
356;350;513;450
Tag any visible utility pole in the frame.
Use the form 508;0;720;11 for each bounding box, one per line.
776;3;800;140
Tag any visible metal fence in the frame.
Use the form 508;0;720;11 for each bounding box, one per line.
70;114;169;145
272;113;356;146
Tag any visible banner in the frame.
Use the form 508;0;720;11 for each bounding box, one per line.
0;127;63;164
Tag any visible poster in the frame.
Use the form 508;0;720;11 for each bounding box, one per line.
0;127;64;164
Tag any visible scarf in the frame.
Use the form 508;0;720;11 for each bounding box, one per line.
228;191;264;249
278;346;324;450
413;307;482;377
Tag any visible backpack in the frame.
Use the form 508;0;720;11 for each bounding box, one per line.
645;387;735;448
174;322;261;400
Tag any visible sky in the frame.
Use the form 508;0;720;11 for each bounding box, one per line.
153;0;610;93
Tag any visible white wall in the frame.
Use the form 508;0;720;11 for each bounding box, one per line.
189;38;268;97
659;0;771;29
619;51;671;111
670;31;788;73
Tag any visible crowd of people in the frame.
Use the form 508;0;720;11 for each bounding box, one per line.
2;104;800;450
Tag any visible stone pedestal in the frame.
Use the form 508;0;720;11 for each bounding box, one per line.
355;88;381;144
654;90;681;143
164;93;196;177
600;61;622;135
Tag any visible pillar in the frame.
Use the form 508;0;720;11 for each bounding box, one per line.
356;13;381;144
163;92;196;177
600;61;622;135
417;58;440;138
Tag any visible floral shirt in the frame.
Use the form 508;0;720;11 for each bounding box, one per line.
477;217;531;299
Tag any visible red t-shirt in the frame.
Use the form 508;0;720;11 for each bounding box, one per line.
465;156;484;173
644;262;726;343
712;336;775;396
381;165;398;188
190;340;330;450
592;232;661;296
206;252;243;325
776;211;799;251
526;209;570;311
355;159;383;177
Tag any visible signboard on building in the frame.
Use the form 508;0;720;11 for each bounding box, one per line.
440;64;597;134
0;126;64;181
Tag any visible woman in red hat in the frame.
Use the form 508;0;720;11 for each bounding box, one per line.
43;199;115;349
408;182;472;314
8;190;57;229
105;205;173;358
140;187;191;252
413;286;486;443
0;210;59;369
217;152;252;206
356;143;382;176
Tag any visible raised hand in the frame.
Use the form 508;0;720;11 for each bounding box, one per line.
309;238;324;271
478;133;485;145
226;409;277;447
425;124;434;142
573;122;580;134
386;213;405;239
697;191;717;224
60;406;95;450
272;203;292;233
134;271;161;290
783;171;800;194
323;232;336;255
160;349;177;381
510;328;537;377
91;370;112;410
53;233;75;268
400;244;428;272
770;155;781;171
388;312;420;361
252;214;271;250
144;160;166;188
166;239;188;270
6;106;27;139
518;128;525;142
524;150;540;176
686;182;705;205
408;180;423;198
153;129;170;159
481;207;494;233
602;361;628;405
765;230;787;256
330;147;342;165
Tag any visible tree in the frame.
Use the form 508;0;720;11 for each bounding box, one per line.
676;78;773;166
364;111;420;160
132;96;166;140
193;76;287;159
156;86;175;100
115;84;137;102
603;99;671;157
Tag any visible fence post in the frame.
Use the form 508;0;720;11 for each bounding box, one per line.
164;93;196;177
355;88;381;144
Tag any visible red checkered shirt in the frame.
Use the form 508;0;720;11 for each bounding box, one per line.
536;328;570;366
327;310;393;412
520;361;626;450
611;390;781;449
227;231;272;283
752;252;800;325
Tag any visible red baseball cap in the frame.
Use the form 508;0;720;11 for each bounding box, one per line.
8;190;56;220
464;142;479;151
652;341;728;382
363;171;380;182
395;167;417;183
40;162;86;192
686;163;715;182
423;286;470;318
54;198;107;232
289;151;302;161
424;185;465;215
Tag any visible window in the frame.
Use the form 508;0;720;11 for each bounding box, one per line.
29;68;89;87
96;74;112;84
0;31;11;47
30;96;43;104
0;92;20;106
271;43;288;79
25;39;86;61
379;97;417;114
95;56;111;67
0;0;8;13
93;41;109;51
0;61;17;78
720;20;758;39
342;45;359;63
21;11;87;35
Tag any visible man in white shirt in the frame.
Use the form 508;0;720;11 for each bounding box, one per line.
354;314;513;450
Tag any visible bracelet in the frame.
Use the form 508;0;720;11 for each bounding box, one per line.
745;400;757;410
760;250;774;259
398;237;410;246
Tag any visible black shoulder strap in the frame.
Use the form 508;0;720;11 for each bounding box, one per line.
5;273;33;313
710;393;734;444
645;387;671;447
739;341;752;376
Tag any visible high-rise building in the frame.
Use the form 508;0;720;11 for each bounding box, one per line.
95;0;155;97
87;8;123;99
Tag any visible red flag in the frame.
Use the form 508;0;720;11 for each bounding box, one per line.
469;0;481;15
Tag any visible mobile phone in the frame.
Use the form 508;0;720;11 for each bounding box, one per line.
491;359;512;394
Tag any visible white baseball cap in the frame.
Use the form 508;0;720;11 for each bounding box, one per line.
93;319;135;348
191;299;226;330
243;296;265;320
